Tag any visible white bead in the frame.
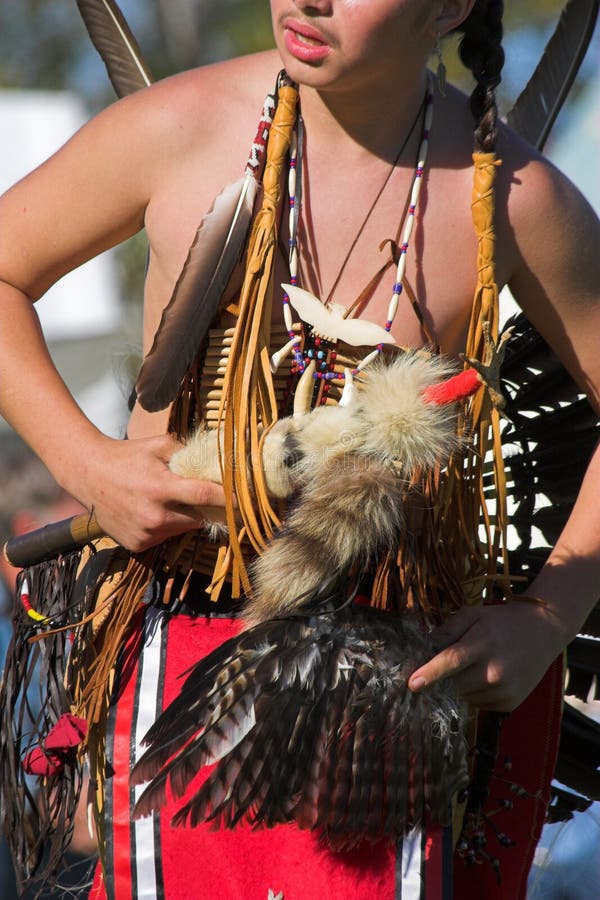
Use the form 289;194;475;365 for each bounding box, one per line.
387;293;399;323
283;302;294;332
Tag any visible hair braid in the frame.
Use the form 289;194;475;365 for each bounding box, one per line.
457;0;505;153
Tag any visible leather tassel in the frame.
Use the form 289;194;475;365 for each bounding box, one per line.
76;0;153;97
506;0;599;151
218;77;299;591
136;174;258;412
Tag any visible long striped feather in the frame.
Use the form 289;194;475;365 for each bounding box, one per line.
506;0;599;150
76;0;152;97
135;174;258;412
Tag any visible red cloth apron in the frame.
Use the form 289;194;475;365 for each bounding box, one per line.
89;606;562;900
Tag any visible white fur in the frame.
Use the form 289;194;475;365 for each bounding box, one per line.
260;351;461;498
169;427;223;483
354;353;460;471
170;352;463;521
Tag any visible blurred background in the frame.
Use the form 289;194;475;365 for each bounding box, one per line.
0;2;599;897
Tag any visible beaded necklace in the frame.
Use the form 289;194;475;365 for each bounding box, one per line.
273;74;434;401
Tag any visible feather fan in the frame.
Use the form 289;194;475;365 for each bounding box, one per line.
498;313;600;583
506;0;599;150
131;606;468;849
136;174;259;411
76;0;153;97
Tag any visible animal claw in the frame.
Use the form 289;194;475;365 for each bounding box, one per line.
460;323;512;411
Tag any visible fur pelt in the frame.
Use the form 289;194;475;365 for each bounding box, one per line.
249;453;404;622
169;350;462;620
170;351;459;495
262;351;460;500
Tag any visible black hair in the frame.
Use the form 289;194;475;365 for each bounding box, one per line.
456;0;505;153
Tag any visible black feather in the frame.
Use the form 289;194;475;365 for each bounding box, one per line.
506;0;599;151
76;0;152;98
499;311;600;810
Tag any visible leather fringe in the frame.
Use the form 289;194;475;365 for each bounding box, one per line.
0;552;88;891
166;143;508;624
375;152;508;621
218;76;299;594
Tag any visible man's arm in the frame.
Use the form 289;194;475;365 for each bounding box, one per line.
0;77;229;550
410;145;600;709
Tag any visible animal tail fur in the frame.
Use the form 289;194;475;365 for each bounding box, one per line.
248;454;404;623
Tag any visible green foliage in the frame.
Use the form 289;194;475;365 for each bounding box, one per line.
0;2;83;89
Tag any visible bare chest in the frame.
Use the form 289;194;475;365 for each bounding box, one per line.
274;156;482;357
146;160;482;356
131;148;490;441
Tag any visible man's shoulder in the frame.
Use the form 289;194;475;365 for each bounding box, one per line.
143;50;282;124
123;50;282;165
495;122;592;234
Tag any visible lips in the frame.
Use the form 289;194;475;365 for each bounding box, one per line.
283;18;332;63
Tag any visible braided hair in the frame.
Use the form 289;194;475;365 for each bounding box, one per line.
456;0;505;153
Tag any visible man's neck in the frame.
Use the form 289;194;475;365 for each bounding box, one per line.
297;70;430;165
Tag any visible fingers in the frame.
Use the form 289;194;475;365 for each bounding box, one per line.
430;606;480;650
408;642;473;693
126;479;231;550
167;473;230;510
408;646;517;711
407;604;545;712
408;607;480;692
90;435;234;551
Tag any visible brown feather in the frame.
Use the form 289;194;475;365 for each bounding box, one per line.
136;175;258;411
506;0;599;150
384;693;409;836
76;0;152;97
131;608;467;848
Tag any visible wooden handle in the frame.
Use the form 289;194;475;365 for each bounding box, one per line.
2;513;104;568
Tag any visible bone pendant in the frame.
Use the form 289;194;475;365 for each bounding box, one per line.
283;284;397;347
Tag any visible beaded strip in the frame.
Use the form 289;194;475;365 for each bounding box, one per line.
278;75;434;388
19;577;49;624
245;90;276;175
281;119;305;372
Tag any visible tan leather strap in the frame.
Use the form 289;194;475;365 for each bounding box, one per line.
219;79;299;594
463;151;509;598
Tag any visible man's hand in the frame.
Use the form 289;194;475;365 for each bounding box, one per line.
66;433;229;552
408;599;567;711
